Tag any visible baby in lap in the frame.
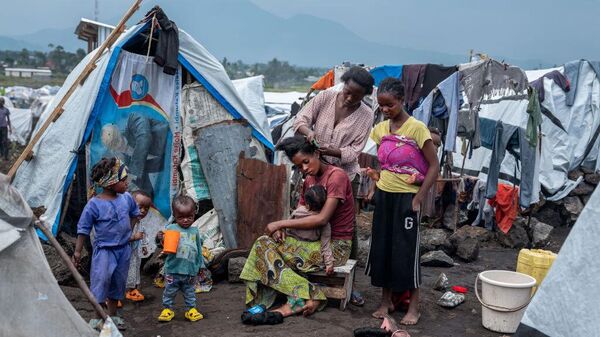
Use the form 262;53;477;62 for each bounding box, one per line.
286;185;334;273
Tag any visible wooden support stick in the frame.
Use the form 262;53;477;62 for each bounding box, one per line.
57;177;75;234
7;0;144;181
34;221;109;320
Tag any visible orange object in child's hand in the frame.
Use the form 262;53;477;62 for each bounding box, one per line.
162;230;180;254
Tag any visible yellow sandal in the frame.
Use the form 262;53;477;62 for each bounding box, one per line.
158;308;175;322
184;308;203;322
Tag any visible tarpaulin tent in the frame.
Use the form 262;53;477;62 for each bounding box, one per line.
12;20;274;239
2;96;32;146
451;60;600;202
514;183;600;336
0;175;96;337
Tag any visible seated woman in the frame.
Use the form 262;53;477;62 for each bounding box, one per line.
240;136;355;317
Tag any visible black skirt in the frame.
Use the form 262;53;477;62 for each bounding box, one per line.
367;189;421;292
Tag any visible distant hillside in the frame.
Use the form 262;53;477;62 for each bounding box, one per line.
0;0;545;68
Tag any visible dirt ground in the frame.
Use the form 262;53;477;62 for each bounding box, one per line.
3;143;571;336
60;224;570;337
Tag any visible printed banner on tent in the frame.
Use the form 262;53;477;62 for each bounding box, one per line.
89;51;181;218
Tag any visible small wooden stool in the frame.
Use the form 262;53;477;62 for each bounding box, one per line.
308;259;357;310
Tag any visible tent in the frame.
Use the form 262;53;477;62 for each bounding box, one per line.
514;182;600;336
0;174;96;337
231;75;271;139
2;96;32;146
12;19;274;237
451;60;600;202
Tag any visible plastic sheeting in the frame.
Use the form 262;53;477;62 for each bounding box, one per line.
0;175;96;337
453;61;600;202
515;186;600;337
13;23;274;235
2;96;32;146
232;75;271;140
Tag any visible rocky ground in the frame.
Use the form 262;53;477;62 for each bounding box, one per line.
56;211;571;337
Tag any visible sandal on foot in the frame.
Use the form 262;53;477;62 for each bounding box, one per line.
153;276;165;288
158;308;175;322
126;289;145;302
185;308;204;322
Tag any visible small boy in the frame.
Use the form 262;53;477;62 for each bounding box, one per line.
157;195;204;322
286;185;334;274
125;191;153;302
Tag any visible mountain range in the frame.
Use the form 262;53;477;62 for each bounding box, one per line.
0;0;545;68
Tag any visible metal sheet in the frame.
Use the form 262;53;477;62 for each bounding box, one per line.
236;154;288;249
194;120;252;248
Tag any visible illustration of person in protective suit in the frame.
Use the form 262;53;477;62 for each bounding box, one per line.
101;113;169;197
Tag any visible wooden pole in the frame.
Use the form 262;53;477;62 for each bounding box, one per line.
7;0;144;181
34;221;109;320
57;177;75;234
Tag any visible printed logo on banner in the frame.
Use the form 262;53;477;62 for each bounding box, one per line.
89;51;179;219
130;74;149;100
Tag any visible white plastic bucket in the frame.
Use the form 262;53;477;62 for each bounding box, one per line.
475;270;536;334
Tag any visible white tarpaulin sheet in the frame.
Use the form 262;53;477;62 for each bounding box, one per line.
232;75;271;140
0;175;96;337
452;61;600;201
2;96;32;146
515;185;600;336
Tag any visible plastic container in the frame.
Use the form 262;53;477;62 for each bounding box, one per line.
475;270;536;334
162;230;180;254
516;249;557;292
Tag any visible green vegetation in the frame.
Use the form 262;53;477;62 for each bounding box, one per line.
0;45;85;88
0;46;325;91
222;57;325;91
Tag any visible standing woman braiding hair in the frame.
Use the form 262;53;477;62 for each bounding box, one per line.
365;77;440;325
293;66;375;192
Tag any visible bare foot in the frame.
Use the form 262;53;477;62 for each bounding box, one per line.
271;303;298;318
372;304;394;319
400;311;421;325
301;299;320;316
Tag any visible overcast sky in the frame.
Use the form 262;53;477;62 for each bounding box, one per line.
1;0;599;65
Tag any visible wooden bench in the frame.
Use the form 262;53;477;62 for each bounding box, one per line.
307;259;357;311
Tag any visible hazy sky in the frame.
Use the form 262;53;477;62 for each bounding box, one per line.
1;0;599;65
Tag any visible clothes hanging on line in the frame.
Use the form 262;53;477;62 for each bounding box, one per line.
413;72;461;152
458;60;529;149
421;64;458;101
525;87;543;148
401;64;427;112
529;70;570;103
485;121;537;208
151;7;180;75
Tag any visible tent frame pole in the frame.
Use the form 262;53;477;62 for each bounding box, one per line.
34;220;109;321
7;0;144;181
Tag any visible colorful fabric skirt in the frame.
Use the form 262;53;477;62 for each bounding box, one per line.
240;235;351;308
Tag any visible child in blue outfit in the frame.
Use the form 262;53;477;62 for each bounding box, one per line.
72;157;140;329
157;195;204;322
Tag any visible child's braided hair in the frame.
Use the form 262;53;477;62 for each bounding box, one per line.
90;157;117;183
